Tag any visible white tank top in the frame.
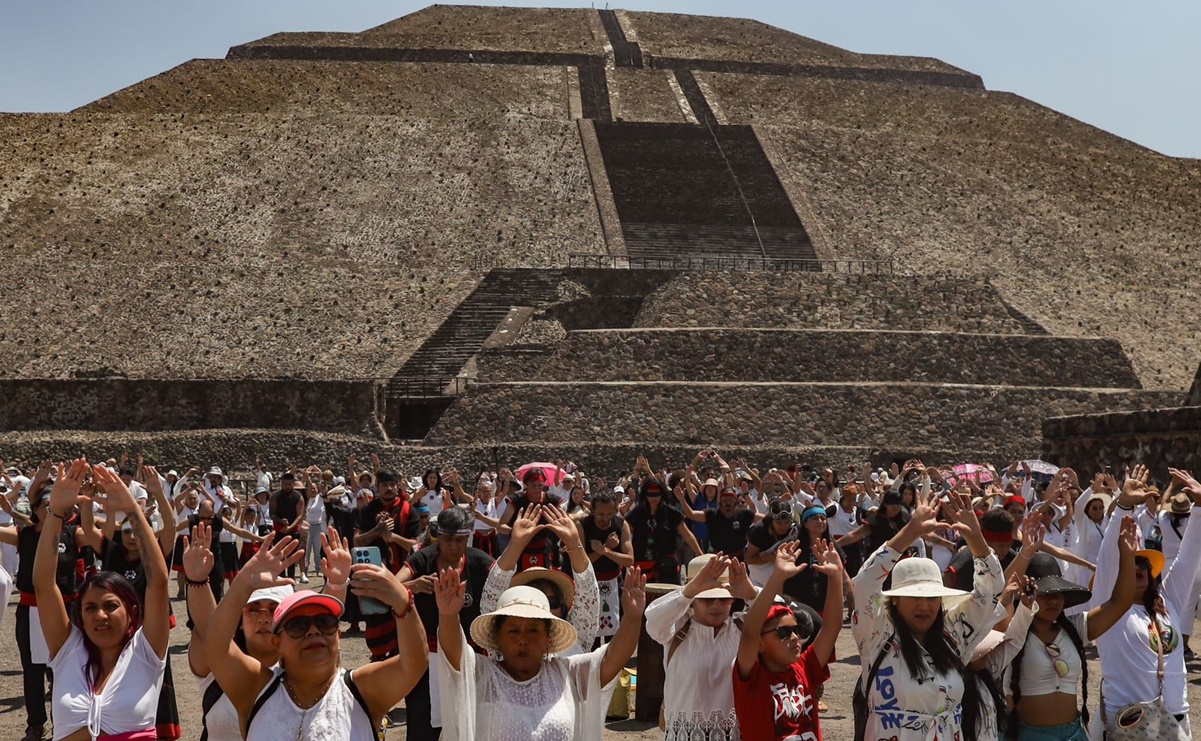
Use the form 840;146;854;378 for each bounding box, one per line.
198;673;241;741
246;667;377;741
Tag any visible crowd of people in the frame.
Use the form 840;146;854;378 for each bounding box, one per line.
0;450;1199;741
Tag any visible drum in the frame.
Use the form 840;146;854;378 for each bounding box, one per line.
634;583;681;722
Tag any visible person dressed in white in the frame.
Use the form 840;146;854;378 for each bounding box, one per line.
1094;466;1201;739
434;565;646;741
851;486;1004;741
645;553;758;741
1069;475;1114;592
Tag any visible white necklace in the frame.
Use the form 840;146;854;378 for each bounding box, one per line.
283;671;336;740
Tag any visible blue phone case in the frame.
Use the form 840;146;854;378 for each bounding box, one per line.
352;546;390;615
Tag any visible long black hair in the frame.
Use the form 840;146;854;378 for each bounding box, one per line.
1007;611;1089;736
885;601;982;728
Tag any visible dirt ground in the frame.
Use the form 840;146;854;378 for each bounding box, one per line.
3;576;1200;740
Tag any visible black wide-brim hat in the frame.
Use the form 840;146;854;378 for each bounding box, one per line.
1027;552;1092;608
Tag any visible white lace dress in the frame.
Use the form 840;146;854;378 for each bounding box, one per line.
438;624;617;741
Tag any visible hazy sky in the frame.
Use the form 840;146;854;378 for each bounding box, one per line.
1;1;1196;158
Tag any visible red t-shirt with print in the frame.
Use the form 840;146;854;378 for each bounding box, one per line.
732;644;829;741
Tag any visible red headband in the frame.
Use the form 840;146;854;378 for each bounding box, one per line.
765;604;793;623
982;528;1014;544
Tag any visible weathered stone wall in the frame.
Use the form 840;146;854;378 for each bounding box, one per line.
1188;363;1201;406
426;382;1179;456
477;329;1141;388
0;429;1001;483
696;73;1201;391
0;380;381;435
1042;406;1201;483
624;11;973;78
635;273;1029;334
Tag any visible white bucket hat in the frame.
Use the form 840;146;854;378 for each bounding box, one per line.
880;557;969;608
684;554;735;599
248;585;294;605
470;586;577;655
206;466;228;485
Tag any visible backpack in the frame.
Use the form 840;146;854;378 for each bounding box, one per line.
853;637;891;741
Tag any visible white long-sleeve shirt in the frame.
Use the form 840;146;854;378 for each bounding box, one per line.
1094;502;1201;719
851;545;1004;741
644;587;747;741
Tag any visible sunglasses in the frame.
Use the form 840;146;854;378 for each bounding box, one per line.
761;625;807;640
277;613;339;639
1043;642;1069;678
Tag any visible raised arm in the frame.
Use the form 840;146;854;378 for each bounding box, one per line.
1162;469;1201;609
1086;516;1138;641
434;567;467;671
807;539;845;667
673;484;706;523
348;562;428;720
183;522;218;677
738;541;806;679
599;567;647;686
94;465;171;658
37;459;90;658
204;534;301;719
142;466;176;554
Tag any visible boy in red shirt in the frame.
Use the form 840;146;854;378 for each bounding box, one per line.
733;538;843;741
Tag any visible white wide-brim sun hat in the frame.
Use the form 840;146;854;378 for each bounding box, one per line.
470;586;578;655
880;557;970;609
684;553;735;599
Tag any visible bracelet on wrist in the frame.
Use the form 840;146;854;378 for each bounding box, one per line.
48;509;65;519
325;580;349;589
392;585;415;620
186;579;210;588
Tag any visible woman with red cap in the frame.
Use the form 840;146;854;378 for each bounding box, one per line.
204;532;427;740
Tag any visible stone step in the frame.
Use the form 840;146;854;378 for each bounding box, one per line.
424;381;1180;455
477;328;1144;389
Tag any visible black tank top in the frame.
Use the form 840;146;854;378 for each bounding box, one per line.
17;521;81;596
582;514;625;578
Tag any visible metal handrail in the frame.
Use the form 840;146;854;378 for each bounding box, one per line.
385;375;474;398
566;254;894;273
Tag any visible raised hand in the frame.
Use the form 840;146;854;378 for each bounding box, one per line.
350;562;410;613
1169;468;1201;502
684;553;732;597
1117;516;1140;555
510;504;543;545
905;487;945;538
320;527;352;585
943;489;985;546
726;558;757;600
92;463;140;515
183;522;214;582
811;538;843;578
235;532;303;591
433;566;466;616
1122;464;1149;499
542;505;582;548
773;541;808;578
143;465;164;499
49;459;89;517
621;566;647;615
1021;520;1046;555
1013;573;1037;609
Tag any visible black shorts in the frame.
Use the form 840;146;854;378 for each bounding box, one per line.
220;542;239;578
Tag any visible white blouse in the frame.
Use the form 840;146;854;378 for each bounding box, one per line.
438;626;617;741
851;545;1004;741
48;626;166;740
644;587;745;741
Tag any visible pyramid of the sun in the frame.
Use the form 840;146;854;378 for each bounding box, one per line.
0;6;1197;471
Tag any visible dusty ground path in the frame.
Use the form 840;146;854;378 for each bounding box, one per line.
2;581;1199;739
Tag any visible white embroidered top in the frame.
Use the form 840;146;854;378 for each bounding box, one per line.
438;626;617;741
644;587;745;741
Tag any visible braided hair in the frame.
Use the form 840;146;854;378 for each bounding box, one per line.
885;602;982;730
1007;612;1089;738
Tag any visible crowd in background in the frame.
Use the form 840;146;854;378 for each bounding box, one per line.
0;449;1198;741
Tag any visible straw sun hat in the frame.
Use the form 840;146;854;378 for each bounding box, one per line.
684;554;735;599
880;557;970;608
470;586;578;655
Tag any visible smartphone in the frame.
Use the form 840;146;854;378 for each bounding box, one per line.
351;546;390;615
